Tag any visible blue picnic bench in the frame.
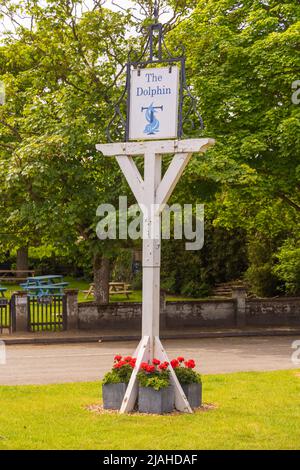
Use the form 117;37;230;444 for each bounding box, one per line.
0;286;7;298
20;275;69;298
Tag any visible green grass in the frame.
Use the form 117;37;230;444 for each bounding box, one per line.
0;277;198;303
0;370;299;449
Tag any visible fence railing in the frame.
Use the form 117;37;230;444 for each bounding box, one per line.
27;295;67;332
0;298;11;333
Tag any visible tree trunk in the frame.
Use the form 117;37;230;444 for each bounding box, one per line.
93;254;110;304
16;246;29;279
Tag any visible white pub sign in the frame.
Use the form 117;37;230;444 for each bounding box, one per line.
129;66;179;141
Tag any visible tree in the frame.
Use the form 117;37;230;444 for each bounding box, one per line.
167;0;300;295
0;0;131;302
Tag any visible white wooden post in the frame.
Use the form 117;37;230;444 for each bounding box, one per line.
96;138;215;413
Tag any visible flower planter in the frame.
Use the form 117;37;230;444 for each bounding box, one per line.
182;382;202;409
138;386;175;414
102;383;127;410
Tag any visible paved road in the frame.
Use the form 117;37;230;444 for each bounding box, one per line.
0;336;299;385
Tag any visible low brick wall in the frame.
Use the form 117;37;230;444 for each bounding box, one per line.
77;296;300;330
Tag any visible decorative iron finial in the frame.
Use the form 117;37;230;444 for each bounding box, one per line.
106;3;204;142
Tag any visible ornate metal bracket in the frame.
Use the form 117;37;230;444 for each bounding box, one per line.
106;2;203;142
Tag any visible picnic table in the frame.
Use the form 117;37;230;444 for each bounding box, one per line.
84;282;132;300
0;286;7;298
20;275;69;298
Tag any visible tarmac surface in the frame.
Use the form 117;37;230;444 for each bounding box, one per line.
1;335;299;385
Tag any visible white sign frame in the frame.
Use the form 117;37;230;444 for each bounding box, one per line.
128;66;179;141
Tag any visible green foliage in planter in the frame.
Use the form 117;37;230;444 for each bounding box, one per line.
102;371;124;385
102;356;136;385
137;370;170;391
102;365;132;385
174;367;202;385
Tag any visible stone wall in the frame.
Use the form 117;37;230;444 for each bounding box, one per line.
78;299;235;330
246;298;300;326
78;301;143;330
164;300;235;328
10;290;298;333
77;295;300;330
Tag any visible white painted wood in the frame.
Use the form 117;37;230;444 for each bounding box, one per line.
95;138;215;414
115;155;144;205
141;151;162;349
120;335;150;413
154;337;193;413
155;153;192;209
142;151;161;266
96;138;215;156
142;264;160;340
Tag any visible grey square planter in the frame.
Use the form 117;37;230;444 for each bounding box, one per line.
138;386;174;414
182;382;202;408
102;383;127;410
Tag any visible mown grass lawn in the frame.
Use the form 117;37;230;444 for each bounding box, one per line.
1;277;199;303
0;369;299;450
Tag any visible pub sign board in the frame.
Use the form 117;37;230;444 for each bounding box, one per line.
129;66;179;141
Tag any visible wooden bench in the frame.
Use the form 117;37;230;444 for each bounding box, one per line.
0;287;7;298
109;282;132;299
84;282;132;300
0;270;35;282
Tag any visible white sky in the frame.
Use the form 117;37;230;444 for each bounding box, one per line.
0;1;134;34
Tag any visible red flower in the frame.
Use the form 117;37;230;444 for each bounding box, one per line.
114;355;122;362
141;362;149;371
185;359;196;369
171;359;179;368
129;358;137;368
147;365;155;373
124;356;132;362
177;356;185;363
152;358;160;366
158;362;168;370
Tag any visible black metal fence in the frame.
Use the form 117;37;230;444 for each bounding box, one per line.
27;295;67;332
